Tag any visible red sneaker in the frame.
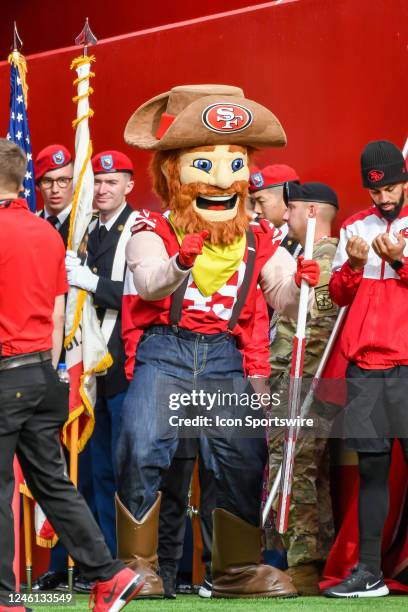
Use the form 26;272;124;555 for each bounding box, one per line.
89;567;144;612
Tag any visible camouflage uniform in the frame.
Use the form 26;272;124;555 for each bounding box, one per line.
267;237;338;567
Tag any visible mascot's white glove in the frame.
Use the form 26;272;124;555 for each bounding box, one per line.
65;250;98;292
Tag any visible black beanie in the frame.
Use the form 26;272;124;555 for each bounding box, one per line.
361;140;407;188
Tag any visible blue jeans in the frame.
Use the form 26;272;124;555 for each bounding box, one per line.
116;326;267;525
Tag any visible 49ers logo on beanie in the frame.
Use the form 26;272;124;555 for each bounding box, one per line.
361;140;407;188
368;170;385;182
202;103;253;134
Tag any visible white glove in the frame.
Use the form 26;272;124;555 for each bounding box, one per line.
65;250;81;272
67;265;99;292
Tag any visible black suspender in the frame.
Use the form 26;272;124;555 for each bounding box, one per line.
169;227;256;332
227;227;256;331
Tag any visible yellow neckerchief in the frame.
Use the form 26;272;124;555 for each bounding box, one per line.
169;217;246;297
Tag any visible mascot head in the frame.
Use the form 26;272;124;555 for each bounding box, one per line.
125;85;286;244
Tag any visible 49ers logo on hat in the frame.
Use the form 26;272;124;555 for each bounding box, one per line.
400;227;408;239
202;103;253;134
368;169;385;182
52;150;65;165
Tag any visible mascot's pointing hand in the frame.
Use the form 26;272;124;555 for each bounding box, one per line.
294;255;320;287
178;230;209;268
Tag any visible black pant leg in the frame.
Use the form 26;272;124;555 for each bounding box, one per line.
158;457;195;567
197;452;216;568
0;431;20;597
358;452;391;574
0;364;46;601
16;363;122;582
208;435;267;526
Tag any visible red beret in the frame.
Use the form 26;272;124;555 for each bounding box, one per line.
35;145;72;181
249;164;300;192
92;151;134;175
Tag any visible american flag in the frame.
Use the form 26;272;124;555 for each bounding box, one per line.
7;54;36;212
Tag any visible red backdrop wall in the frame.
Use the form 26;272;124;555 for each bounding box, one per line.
0;0;271;58
0;0;406;231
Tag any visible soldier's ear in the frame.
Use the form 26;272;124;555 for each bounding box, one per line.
309;203;317;218
125;179;135;196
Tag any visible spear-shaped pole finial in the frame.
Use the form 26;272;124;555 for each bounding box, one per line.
75;18;97;56
12;22;23;53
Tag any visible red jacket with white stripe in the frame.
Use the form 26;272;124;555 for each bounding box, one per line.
329;205;408;369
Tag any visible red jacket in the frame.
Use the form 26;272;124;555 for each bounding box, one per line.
329;205;408;369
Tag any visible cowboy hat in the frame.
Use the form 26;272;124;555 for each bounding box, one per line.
124;84;286;151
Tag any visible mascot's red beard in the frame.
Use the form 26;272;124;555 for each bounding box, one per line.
150;150;251;245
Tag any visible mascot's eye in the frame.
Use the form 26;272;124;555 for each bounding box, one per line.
193;159;213;172
231;158;244;172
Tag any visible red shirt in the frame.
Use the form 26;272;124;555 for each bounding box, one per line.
0;199;68;356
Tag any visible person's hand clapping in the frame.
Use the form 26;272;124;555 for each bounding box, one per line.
372;232;405;265
346;236;370;271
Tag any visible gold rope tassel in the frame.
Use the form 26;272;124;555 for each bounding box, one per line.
8;50;29;107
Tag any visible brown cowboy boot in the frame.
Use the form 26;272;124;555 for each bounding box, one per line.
115;492;164;598
212;508;297;598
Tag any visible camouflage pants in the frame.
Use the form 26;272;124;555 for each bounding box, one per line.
266;373;334;567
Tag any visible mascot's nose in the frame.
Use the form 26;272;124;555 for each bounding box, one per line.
210;159;234;190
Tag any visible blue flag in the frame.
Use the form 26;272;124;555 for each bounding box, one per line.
7;56;36;212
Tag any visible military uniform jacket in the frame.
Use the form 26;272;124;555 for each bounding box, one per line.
270;237;339;379
87;204;136;398
37;209;71;248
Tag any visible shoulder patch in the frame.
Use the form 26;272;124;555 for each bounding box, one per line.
314;284;334;312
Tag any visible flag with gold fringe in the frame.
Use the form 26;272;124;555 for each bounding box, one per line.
63;53;112;455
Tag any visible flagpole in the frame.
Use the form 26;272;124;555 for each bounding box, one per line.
12;458;21;593
23;495;33;591
66;18;97;592
7;22;32;592
276;212;316;534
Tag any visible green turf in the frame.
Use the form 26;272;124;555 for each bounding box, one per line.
28;593;407;611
